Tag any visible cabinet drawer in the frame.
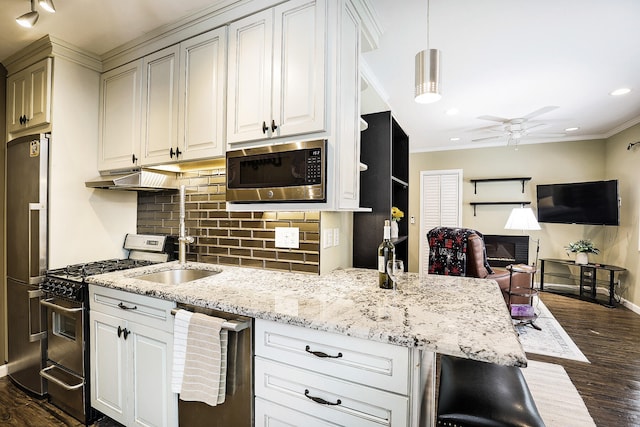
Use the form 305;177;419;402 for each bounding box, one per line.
89;285;174;331
255;319;410;394
255;357;408;427
256;397;343;427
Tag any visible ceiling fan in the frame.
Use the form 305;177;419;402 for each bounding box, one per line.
471;106;564;147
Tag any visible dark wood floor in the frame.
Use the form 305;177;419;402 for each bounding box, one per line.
530;291;640;427
1;291;639;426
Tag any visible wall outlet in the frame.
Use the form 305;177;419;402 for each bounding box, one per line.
323;228;333;249
275;227;299;248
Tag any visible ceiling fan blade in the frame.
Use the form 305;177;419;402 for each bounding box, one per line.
525;132;566;138
477;115;510;123
472;135;503;142
522;106;558;120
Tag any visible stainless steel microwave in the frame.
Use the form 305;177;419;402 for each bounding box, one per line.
226;140;326;203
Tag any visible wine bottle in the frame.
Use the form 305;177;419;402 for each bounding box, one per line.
378;220;395;289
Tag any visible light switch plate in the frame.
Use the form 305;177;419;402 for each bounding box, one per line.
333;228;340;246
323;229;333;249
275;227;300;248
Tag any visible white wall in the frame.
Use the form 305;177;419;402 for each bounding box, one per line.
48;56;137;267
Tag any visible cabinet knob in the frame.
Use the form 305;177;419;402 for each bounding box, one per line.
262;121;268;134
170;147;183;159
132;154;138;164
271;120;278;133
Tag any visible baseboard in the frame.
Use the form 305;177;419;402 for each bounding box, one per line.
0;364;7;378
621;298;640;315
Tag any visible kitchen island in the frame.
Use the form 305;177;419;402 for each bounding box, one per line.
87;262;526;426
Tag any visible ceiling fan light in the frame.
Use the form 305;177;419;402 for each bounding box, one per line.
415;49;442;104
39;0;56;13
16;10;39;28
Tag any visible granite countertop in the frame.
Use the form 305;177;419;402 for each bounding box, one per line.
86;261;526;367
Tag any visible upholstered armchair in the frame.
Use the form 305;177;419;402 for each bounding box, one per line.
427;227;532;305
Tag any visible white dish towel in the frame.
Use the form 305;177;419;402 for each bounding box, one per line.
171;310;228;406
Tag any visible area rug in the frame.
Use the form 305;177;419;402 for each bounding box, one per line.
515;299;590;363
521;360;596;427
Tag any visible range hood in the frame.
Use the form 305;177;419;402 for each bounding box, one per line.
85;169;178;191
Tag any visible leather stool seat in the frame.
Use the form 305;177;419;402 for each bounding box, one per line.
437;355;545;427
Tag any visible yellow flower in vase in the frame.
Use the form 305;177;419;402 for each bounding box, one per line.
391;206;404;222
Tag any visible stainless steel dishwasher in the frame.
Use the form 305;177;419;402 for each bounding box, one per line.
174;304;254;427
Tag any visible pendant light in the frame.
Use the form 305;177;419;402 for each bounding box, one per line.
415;0;442;103
16;0;39;28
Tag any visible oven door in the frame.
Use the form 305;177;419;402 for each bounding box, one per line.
40;297;84;375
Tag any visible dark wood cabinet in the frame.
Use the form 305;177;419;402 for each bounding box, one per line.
353;111;409;270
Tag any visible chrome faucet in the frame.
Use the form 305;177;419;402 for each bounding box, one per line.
178;185;194;264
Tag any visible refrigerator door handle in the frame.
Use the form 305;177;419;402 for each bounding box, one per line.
28;202;46;285
28;289;47;342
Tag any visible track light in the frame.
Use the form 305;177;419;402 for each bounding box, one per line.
16;0;55;28
39;0;56;13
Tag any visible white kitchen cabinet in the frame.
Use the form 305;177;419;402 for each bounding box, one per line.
140;45;180;165
6;57;52;135
177;27;227;161
89;285;177;427
98;60;143;171
226;0;326;144
254;319;413;426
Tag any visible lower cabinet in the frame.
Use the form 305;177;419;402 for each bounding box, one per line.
89;285;177;427
254;319;419;427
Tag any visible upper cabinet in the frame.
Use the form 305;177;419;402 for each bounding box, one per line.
98;27;227;171
98;60;143;171
7;58;52;136
226;0;326;144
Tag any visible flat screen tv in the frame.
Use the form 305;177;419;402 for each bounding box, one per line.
536;180;619;226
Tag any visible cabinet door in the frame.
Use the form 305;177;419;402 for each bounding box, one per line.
130;323;176;427
272;0;326;138
141;45;180;166
90;311;128;425
336;0;361;209
179;28;227;161
6;71;27;133
227;9;273;144
98;60;143;171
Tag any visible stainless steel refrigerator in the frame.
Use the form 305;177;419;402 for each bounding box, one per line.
6;133;49;396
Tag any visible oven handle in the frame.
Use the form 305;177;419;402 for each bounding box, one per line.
28;289;47;342
40;298;84;313
39;366;84;390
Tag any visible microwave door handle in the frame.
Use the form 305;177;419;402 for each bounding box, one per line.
28;289;46;342
28;202;46;285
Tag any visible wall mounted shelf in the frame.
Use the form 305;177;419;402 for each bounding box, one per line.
470;177;532;193
470;201;531;216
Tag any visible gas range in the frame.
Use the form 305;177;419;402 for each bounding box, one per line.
43;259;157;300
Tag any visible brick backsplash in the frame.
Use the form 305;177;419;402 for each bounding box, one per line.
137;167;320;274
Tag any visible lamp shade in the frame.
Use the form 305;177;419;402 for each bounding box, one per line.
39;0;56;13
16;10;38;27
415;49;441;103
504;207;541;231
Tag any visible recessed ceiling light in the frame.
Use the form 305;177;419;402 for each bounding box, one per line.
610;88;631;96
446;108;459;116
449;137;460;142
565;127;579;132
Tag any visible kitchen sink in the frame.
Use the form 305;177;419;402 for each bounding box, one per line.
134;268;220;285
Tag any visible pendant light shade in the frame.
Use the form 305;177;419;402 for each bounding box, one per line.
415;48;441;103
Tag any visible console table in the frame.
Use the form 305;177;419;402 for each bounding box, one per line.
539;258;626;307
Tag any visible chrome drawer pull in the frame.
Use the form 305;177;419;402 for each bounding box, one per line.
118;302;137;311
304;389;341;406
305;345;342;359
